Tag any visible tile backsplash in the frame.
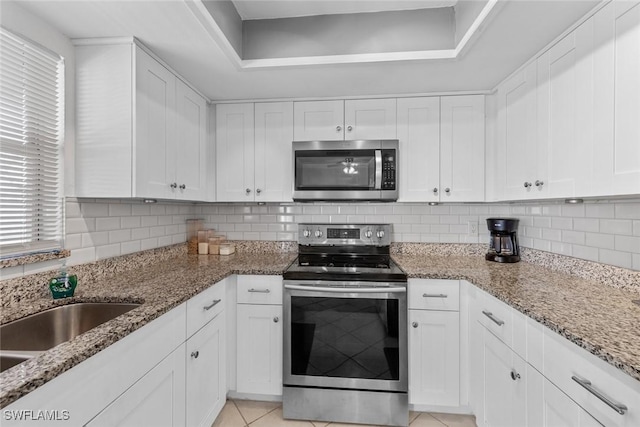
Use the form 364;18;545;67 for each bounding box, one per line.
2;197;638;281
196;199;640;271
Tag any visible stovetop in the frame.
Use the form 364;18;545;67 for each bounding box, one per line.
283;223;407;283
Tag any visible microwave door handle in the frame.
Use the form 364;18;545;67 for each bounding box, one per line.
375;149;382;190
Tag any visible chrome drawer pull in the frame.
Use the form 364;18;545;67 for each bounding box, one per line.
571;375;628;415
482;310;505;326
423;293;448;298
248;288;271;293
203;299;221;311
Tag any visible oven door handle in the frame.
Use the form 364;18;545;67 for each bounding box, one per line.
284;284;406;293
374;149;382;190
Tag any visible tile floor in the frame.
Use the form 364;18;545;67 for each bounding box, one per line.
212;399;477;427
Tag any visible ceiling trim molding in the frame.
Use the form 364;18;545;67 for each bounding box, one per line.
187;0;499;70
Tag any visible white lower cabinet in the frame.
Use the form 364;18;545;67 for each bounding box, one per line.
236;303;283;396
186;313;226;427
87;344;187;427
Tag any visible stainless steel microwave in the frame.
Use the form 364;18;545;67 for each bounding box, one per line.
292;140;399;202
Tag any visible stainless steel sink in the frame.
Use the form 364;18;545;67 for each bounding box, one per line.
0;302;141;372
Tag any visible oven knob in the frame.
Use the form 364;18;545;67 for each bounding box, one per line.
315;229;323;238
365;230;373;238
376;230;385;239
303;229;311;238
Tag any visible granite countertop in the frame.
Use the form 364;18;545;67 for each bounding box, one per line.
1;249;639;409
393;254;640;384
0;251;296;408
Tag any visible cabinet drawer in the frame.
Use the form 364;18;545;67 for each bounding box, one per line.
543;329;640;427
408;279;460;311
187;279;225;338
237;275;283;305
475;290;513;348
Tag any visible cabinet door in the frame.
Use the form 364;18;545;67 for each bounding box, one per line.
483;329;527;427
344;98;397;140
440;95;485;202
186;314;226;427
409;310;460;406
254;102;294;202
135;47;176;199
537;33;581;198
236;304;283;396
497;62;539;200
293;100;344;141
543;377;602;427
175;81;207;200
216;103;255;201
611;2;640;195
87;344;186;427
397;97;440;202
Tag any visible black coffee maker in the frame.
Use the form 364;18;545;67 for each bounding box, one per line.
486;218;520;263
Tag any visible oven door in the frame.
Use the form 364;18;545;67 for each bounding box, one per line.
283;280;408;393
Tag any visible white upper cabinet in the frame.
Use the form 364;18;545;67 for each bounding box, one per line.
293;100;345;141
496;62;540;200
293;99;396;141
440;95;486;202
254;102;294;202
75;41;208;201
397;97;441;202
216;102;293;202
344;98;397;139
216;103;255;202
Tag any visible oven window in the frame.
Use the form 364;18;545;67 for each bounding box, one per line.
295;150;375;190
290;296;399;381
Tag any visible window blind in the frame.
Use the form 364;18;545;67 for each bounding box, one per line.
0;27;64;258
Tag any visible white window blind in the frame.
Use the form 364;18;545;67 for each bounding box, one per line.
0;27;64;258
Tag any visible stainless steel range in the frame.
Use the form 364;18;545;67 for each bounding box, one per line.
282;224;408;427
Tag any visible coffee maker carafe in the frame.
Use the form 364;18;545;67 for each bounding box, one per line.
486;218;520;263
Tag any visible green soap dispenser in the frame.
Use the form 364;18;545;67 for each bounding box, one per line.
49;265;77;299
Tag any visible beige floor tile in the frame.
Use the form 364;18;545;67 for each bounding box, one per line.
326;423;381;427
212;401;247;427
234;399;281;424
409;413;446;427
312;422;331;427
250;407;316;427
429;413;477;427
409;412;421;423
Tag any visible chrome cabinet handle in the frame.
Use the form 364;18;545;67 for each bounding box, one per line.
191;351;199;359
256;188;262;194
432;187;438;194
203;299;221;311
535;180;544;187
412;322;418;328
524;182;532;188
170;182;177;189
347;125;353;131
510;370;521;381
248;288;270;293
336;125;342;132
245;188;251;194
273;317;279;323
423;293;448;298
444;188;451;193
482;310;505;326
572;375;628;415
179;184;186;190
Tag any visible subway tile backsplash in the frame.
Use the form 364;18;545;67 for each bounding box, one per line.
5;197;637;281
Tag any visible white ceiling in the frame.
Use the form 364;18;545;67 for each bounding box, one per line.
232;0;458;20
7;0;600;101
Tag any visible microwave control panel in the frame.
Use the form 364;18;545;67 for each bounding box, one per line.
382;150;396;190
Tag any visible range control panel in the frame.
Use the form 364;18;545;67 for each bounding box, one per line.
299;223;392;246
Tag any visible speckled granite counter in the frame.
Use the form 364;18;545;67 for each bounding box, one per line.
392;254;640;384
1;245;639;409
0;250;296;408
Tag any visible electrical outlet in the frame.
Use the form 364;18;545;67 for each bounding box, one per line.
468;220;479;236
